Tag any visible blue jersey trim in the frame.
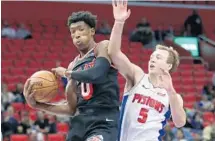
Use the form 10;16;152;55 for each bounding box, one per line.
118;95;129;141
158;107;171;141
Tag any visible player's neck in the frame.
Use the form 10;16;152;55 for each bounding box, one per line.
148;73;160;87
79;40;96;57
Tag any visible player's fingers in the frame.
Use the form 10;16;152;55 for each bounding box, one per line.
126;9;131;19
27;82;34;96
29;90;36;98
116;0;121;6
112;0;116;7
123;0;127;6
51;68;56;72
24;79;31;94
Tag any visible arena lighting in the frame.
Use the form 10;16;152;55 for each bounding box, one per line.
174;36;200;57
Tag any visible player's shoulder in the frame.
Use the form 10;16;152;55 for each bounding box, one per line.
67;56;79;70
96;40;109;49
98;40;109;46
94;40;109;56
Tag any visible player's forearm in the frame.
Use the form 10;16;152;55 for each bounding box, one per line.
70;57;110;84
108;21;124;55
35;102;75;116
169;94;186;128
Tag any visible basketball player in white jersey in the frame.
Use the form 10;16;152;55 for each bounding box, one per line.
108;0;186;140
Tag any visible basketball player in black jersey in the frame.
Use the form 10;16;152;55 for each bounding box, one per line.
24;11;119;141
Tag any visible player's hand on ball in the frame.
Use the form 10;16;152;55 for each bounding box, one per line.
159;69;176;94
24;79;37;108
112;0;131;22
51;67;67;77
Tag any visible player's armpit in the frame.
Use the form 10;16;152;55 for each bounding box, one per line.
109;51;143;81
95;40;111;63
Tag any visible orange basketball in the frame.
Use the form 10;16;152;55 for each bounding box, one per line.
29;70;58;103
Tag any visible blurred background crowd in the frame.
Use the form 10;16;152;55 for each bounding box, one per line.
1;1;215;141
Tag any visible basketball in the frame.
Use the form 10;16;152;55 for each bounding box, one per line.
28;70;58;103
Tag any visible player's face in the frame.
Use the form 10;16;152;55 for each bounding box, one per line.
69;21;95;51
148;49;171;74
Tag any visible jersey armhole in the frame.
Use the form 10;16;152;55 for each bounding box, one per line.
124;73;145;95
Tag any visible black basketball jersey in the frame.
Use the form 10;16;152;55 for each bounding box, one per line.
72;48;120;109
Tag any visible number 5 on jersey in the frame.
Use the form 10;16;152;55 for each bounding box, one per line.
138;108;149;123
81;83;93;100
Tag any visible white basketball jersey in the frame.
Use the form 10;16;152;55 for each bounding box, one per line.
119;74;171;141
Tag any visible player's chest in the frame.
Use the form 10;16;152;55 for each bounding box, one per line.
72;56;96;71
127;86;169;113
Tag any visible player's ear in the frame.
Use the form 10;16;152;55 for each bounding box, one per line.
90;28;95;36
168;64;172;71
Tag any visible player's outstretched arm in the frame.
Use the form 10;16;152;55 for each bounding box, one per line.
24;79;77;116
108;0;143;80
66;42;111;84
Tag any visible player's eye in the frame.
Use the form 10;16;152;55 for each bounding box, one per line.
79;28;84;31
70;30;75;34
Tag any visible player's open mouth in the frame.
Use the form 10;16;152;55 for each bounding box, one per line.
150;64;155;69
76;40;82;45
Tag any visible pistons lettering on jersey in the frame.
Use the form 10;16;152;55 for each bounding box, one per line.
84;59;95;70
132;93;165;113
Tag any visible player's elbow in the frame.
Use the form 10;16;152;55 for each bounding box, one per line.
173;117;186;128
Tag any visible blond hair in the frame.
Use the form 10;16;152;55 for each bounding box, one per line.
155;44;180;73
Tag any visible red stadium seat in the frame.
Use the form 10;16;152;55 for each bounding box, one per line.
183;85;196;93
11;103;25;113
193;71;206;78
2;68;10;76
28;61;42;69
11;68;25;76
29;111;37;121
39;39;52;46
32;32;42;39
47;134;65;141
55;34;66;39
3;52;18;60
179;64;192;71
194;78;207;87
14;60;28;68
181;70;193;77
95;34;107;42
21;52;33;59
203;112;214;122
52;40;64;46
130;42;143;48
10;135;28;141
57;122;69;133
46;53;60;61
25;39;38;45
12;40;25;46
183;95;196;102
25;104;36;112
43;61;56;69
193;64;205;71
25;68;40;76
46;26;57;33
181;78;194;85
184;102;194;109
43;33;55;39
32;53;46;61
2;60;13;68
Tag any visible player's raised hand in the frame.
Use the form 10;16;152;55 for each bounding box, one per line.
52;67;67;77
158;69;176;94
23;79;37;108
112;0;131;22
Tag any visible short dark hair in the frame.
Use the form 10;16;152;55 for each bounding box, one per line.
67;11;97;28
